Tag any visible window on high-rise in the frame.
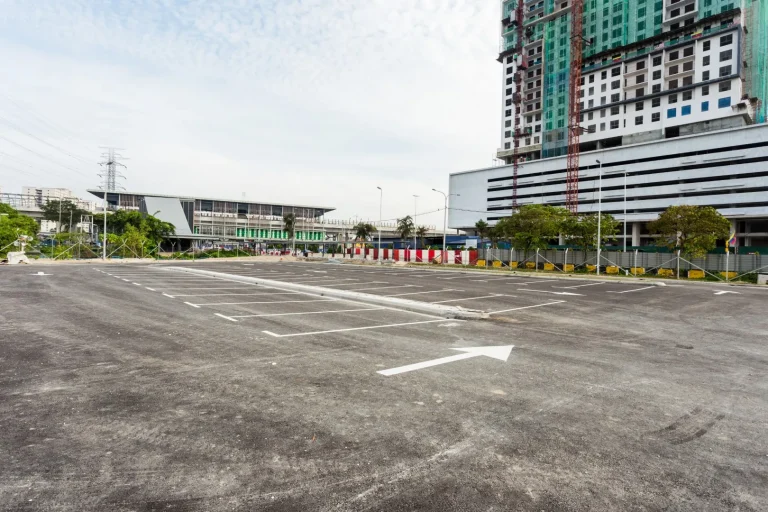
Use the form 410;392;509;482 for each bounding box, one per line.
703;55;710;66
612;67;620;77
636;102;644;111
611;106;620;115
653;56;662;66
683;47;694;57
701;101;709;112
719;65;732;77
610;120;619;129
652;98;661;107
681;105;691;116
682;91;693;101
703;41;711;51
702;85;710;96
718;97;732;109
702;71;710;81
720;34;733;46
652;84;661;93
667;108;677;118
652;112;660;122
611;80;620;89
682;76;693;86
720;50;732;62
601;70;607;80
719;81;731;92
669;79;679;89
611;93;620;102
669;51;679;61
653;70;661;80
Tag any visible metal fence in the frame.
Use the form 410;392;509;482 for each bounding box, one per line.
479;248;768;275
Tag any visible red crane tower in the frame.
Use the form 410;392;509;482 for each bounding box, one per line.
566;0;585;213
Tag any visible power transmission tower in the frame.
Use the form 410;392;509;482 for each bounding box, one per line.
97;147;127;259
98;147;128;192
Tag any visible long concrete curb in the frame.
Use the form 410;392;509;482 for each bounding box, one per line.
168;267;488;320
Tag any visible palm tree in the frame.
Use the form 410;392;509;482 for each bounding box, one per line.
353;222;377;245
396;216;414;247
415;225;429;249
283;213;296;253
474;220;489;244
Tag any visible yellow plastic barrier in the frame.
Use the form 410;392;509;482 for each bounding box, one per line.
492;260;502;268
719;271;737;279
630;267;645;275
525;262;536;269
586;264;597;272
606;266;620;274
509;261;519;269
657;268;674;277
563;264;574;272
476;259;486;267
543;263;555;271
688;269;705;279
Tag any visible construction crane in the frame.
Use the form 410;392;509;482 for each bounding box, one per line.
566;0;585;213
511;0;525;210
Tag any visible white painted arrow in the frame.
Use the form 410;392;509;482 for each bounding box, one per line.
520;289;582;296
377;345;514;377
714;290;740;295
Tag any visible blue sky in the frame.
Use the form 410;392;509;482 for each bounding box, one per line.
0;0;499;229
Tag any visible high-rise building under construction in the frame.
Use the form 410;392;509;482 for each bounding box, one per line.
497;0;766;163
447;0;768;248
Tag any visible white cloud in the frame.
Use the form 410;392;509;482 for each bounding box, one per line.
0;0;500;229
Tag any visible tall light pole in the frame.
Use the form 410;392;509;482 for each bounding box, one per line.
413;194;418;250
622;171;627;252
376;186;382;261
596;159;603;276
432;189;459;265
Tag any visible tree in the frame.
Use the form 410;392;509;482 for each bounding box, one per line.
396;216;414;246
40;200;89;232
353;222;377;243
487;225;502;249
474;220;489;246
648;205;730;257
283;213;297;253
105;210;175;246
501;205;570;251
415;226;429;249
563;213;620;252
0;205;38;257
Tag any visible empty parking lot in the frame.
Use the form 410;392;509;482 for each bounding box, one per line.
1;260;767;511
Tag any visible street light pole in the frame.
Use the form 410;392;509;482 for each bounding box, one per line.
376;186;382;261
623;171;627;252
413;194;418;251
596;159;603;276
432;189;459;265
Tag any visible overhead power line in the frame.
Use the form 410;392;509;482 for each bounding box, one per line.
0;115;93;166
0;134;91;180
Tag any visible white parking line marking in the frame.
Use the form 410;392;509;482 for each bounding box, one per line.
184;302;201;308
214;313;238;322
349;285;420;291
431;294;511;304
170;292;300;297
384;289;461;297
488;300;565;315
122;279;130;282
162;293;175;298
157;287;255;291
559;282;607;289
262;319;461;338
313;281;388;288
607;286;655;294
146;287;156;291
192;299;338;306
133;283;141;286
520;289;583;296
232;307;385;319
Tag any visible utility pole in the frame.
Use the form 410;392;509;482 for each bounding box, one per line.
98;147;128;260
413;195;418;251
432;189;459;265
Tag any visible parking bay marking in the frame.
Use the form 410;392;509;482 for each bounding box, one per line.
607;286;655;294
262;319;460;338
230;307;386;319
488;300;565;315
384;289;461;297
714;290;740;295
519;289;583;296
192;298;338;307
378;345;514;376
431;294;511;304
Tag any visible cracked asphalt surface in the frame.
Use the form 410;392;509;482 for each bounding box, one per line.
1;260;767;511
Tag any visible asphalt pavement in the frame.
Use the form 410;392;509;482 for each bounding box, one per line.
1;260;767;511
